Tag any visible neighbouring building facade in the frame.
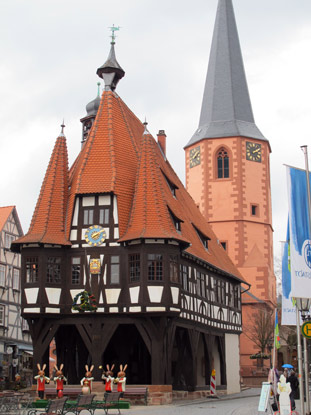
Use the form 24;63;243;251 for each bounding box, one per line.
11;30;248;394
184;0;276;380
0;206;32;385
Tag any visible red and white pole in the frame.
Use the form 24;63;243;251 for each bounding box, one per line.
210;369;216;396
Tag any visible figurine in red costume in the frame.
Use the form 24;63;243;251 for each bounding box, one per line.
115;364;127;396
53;364;67;398
34;363;50;399
80;365;94;394
101;364;115;393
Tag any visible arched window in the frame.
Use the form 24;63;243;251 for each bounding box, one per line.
217;148;229;178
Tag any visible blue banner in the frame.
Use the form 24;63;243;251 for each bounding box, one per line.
287;166;311;297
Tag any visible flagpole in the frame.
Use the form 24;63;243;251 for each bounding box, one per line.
272;309;276;369
296;305;305;415
301;145;311;415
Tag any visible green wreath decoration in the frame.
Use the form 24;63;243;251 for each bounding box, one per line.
72;290;97;312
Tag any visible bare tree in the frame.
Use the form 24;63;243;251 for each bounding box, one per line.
244;307;275;354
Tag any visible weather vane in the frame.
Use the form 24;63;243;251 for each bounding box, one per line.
109;24;121;44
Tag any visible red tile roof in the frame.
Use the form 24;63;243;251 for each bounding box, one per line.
119;131;190;244
13;134;70;247
0;206;15;232
14;86;244;282
66;91;143;237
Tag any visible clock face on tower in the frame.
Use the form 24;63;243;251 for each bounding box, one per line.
246;142;261;162
189;146;201;168
85;225;106;246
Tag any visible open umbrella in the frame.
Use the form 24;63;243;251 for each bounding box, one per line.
282;364;294;369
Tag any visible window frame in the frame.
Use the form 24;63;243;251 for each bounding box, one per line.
110;255;120;284
129;254;140;283
0;264;5;287
25;257;38;283
216;147;230;179
0;305;5;326
46;257;61;284
169;255;179;283
13;268;20;291
71;257;81;285
83;208;94;226
4;233;15;249
147;254;163;281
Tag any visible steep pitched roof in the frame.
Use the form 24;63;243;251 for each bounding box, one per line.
66;90;144;238
12;131;70;248
119;130;190;244
0;206;14;232
186;0;266;148
120;127;245;282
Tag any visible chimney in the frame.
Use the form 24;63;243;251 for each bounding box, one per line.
157;130;166;156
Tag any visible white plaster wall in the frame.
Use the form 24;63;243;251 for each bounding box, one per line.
113;196;119;224
72;198;79;226
105;289;121;304
99;195;110;205
225;333;241;394
45;288;61;305
147;286;163;303
129;287;140;303
170;287;179;304
25;288;39;303
82;196;95;206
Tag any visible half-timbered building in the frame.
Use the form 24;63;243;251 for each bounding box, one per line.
0;206;32;383
12;33;249;394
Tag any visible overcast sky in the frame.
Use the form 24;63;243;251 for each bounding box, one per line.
1;0;311;262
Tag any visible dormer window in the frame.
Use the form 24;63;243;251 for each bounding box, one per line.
193;224;210;250
168;208;182;233
83;209;94;225
162;170;178;197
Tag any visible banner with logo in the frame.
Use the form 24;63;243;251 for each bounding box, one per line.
286;165;311;298
281;221;296;325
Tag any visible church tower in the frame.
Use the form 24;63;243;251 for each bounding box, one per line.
184;0;276;376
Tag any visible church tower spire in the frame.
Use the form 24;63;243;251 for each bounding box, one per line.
185;0;276;379
186;0;266;148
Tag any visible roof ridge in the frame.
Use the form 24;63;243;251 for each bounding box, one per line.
107;92;117;191
117;95;140;157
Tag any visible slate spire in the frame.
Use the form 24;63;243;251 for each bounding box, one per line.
186;0;266;147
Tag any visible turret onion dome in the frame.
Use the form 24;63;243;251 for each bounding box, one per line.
85;82;101;116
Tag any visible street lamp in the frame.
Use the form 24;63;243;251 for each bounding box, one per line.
296;298;311;321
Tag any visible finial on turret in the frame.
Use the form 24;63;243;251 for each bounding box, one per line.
109;24;121;45
96;25;125;91
143;118;150;135
97;82;101;97
60;120;65;137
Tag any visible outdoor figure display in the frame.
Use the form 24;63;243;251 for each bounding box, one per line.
53;364;67;398
34;363;50;399
101;364;115;393
114;364;127;394
277;374;292;415
80;365;94;394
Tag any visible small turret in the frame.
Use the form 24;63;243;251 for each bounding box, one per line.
80;82;101;145
96;25;125;91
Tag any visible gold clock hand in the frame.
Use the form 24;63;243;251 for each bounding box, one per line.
253;148;260;153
